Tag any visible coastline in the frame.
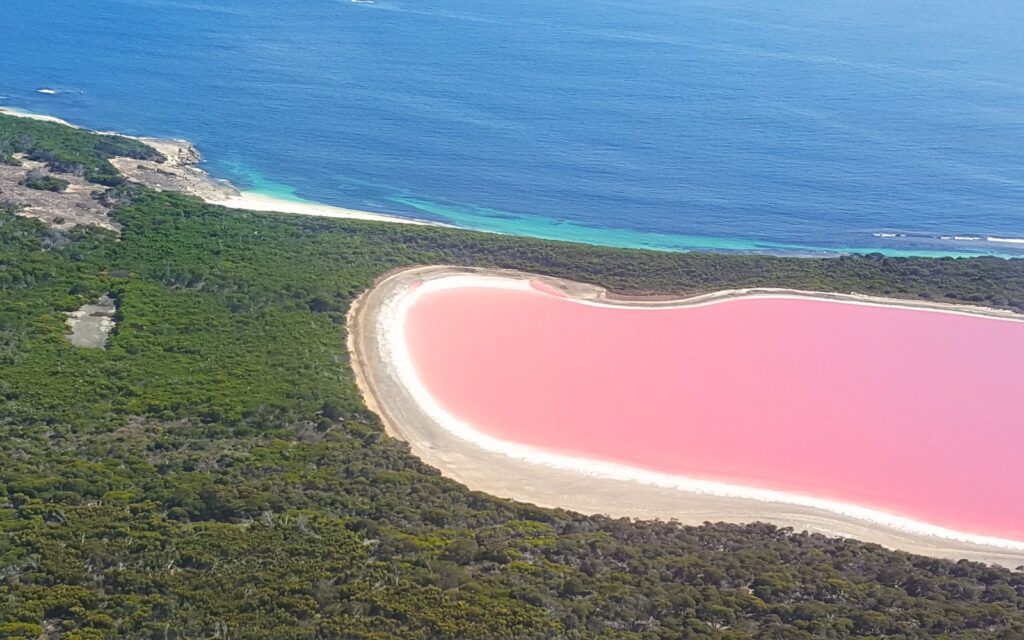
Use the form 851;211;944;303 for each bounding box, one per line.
208;191;426;225
1;105;426;227
0;105;78;127
4;104;1023;258
348;265;1024;568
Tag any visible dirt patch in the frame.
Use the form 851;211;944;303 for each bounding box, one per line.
66;294;116;348
0;156;118;232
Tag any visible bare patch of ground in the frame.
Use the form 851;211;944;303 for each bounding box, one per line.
65;294;116;348
0;156;119;232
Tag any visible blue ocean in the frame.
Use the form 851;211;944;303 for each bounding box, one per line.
2;0;1023;256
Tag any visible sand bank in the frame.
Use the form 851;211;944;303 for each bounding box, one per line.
209;192;422;225
349;266;1024;568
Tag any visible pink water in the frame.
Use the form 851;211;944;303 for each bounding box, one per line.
404;284;1024;540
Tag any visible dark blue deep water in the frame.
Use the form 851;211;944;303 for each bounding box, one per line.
3;0;1023;255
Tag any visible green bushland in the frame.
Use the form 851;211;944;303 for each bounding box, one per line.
0;113;162;186
1;120;1023;639
19;171;70;193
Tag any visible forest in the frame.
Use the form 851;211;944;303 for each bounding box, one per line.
1;116;1023;638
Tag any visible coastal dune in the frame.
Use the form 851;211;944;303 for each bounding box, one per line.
349;266;1024;568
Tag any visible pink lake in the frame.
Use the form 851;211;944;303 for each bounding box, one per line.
404;283;1024;540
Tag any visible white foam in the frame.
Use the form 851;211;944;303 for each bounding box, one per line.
377;273;1024;553
935;234;1024;245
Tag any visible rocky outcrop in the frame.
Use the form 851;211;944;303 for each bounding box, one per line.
110;138;239;201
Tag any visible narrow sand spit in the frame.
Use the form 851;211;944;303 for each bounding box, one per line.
348;265;1024;568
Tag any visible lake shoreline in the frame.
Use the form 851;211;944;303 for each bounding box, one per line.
349;264;1024;568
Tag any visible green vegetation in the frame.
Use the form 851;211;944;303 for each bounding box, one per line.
0;113;162;186
19;170;70;193
1;118;1023;638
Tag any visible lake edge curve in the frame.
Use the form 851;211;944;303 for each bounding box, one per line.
348;265;1024;568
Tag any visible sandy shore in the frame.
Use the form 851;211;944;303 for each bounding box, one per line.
0;105;79;126
348;265;1024;568
209;192;422;225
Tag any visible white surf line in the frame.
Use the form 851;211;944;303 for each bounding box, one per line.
378;272;1024;553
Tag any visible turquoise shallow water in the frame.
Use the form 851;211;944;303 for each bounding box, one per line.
390;196;977;258
2;0;1023;256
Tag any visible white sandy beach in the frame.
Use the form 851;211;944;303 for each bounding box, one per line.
348;265;1024;568
209;191;423;225
0;105;78;127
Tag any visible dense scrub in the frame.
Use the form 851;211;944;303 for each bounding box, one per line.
19;170;69;193
1;119;1024;638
